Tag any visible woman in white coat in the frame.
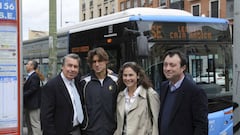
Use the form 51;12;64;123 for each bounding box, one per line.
114;62;160;135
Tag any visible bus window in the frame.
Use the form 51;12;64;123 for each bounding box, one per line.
144;43;233;99
136;20;232;99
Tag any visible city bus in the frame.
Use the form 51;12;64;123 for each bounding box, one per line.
23;7;236;134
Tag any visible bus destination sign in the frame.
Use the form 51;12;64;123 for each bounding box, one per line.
150;22;227;42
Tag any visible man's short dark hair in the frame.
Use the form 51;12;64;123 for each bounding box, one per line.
163;49;187;67
87;47;109;67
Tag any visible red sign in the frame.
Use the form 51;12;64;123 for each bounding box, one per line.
0;0;20;134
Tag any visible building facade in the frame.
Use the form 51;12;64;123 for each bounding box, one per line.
163;0;233;19
79;0;234;22
79;0;118;21
118;0;160;11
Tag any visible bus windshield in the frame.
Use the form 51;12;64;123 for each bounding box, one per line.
137;21;232;99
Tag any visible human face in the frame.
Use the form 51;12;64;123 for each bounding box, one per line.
163;54;186;84
61;57;79;80
91;55;108;74
26;61;33;73
122;67;138;91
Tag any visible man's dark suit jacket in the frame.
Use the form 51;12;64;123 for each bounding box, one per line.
24;72;41;110
158;77;208;135
40;74;84;135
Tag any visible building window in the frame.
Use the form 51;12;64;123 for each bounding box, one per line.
210;0;219;17
226;0;233;18
160;0;166;6
192;4;200;16
82;3;86;11
141;0;145;6
99;9;102;17
170;0;181;3
90;0;93;8
105;7;108;15
126;0;131;9
134;0;138;7
111;1;115;13
120;2;125;11
83;13;86;21
170;0;184;10
90;11;93;19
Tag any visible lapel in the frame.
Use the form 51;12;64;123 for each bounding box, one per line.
160;81;169;104
57;75;73;106
24;72;36;90
75;81;83;101
25;72;35;83
117;87;147;120
128;98;138;113
160;82;169;121
168;78;186;124
127;86;146;114
74;81;81;95
117;92;125;120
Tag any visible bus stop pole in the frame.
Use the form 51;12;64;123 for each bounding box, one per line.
233;0;240;134
48;0;57;79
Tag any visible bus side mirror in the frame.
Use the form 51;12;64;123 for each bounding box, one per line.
137;34;149;57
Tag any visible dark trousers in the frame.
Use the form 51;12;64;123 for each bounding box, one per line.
70;125;81;135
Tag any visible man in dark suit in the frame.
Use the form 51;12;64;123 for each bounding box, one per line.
24;60;42;135
41;53;84;135
158;50;208;135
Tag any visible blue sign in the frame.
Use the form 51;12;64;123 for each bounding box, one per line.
0;0;16;20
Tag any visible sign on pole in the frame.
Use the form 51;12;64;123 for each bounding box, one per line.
0;0;20;134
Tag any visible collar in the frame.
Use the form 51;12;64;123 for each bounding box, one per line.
61;72;74;84
124;85;141;99
28;71;35;76
169;75;185;92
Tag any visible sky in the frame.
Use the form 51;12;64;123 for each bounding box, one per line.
22;0;79;40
